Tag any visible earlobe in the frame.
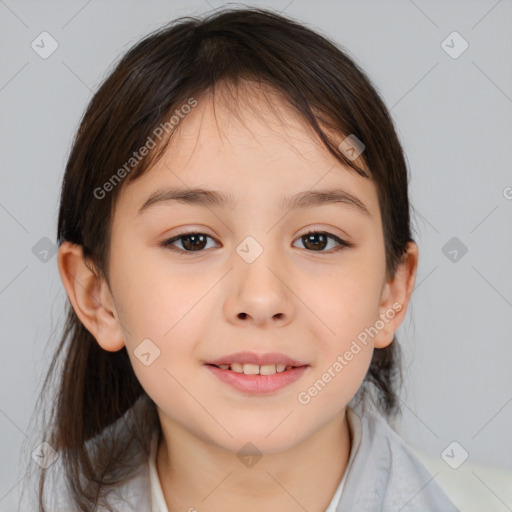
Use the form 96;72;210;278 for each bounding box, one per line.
57;241;126;352
373;241;419;349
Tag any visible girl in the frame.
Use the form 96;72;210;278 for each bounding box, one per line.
22;6;458;511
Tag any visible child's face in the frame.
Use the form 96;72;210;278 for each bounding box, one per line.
98;84;408;453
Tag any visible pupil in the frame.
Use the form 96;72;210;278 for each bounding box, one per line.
184;234;206;251
304;233;326;251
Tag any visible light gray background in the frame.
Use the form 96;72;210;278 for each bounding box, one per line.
1;0;511;510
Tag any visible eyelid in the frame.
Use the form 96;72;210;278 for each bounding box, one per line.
297;229;352;249
162;231;220;252
162;228;352;254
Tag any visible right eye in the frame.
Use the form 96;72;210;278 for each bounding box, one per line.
162;232;220;253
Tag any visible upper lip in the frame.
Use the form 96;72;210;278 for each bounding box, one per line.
206;351;308;367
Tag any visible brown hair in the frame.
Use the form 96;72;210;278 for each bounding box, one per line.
28;6;414;510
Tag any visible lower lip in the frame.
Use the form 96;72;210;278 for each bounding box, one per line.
205;364;309;394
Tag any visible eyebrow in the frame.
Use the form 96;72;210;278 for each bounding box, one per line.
137;186;371;217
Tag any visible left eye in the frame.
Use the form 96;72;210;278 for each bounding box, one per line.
293;231;351;252
162;230;351;254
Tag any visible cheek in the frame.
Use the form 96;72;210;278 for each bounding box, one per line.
112;241;209;339
117;263;209;416
296;346;373;422
308;255;385;344
298;284;377;412
110;265;211;416
302;242;385;398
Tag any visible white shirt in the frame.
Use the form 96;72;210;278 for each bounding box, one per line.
148;408;363;512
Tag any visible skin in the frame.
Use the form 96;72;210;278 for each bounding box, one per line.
58;82;418;512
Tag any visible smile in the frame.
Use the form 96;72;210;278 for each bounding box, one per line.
205;363;309;394
209;363;295;375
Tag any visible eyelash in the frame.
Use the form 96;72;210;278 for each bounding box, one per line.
162;229;352;255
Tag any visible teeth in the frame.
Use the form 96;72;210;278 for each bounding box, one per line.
230;363;244;373
243;364;260;375
216;363;294;374
259;364;276;375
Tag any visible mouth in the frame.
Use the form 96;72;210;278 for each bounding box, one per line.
205;351;309;374
205;362;300;375
204;352;309;394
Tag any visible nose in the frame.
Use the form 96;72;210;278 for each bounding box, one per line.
223;243;294;328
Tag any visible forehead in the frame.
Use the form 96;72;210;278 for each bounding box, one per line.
116;81;380;220
169;81;348;169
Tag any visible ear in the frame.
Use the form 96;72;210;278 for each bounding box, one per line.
373;241;419;349
57;241;126;352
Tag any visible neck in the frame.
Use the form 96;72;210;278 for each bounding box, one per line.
156;410;351;512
